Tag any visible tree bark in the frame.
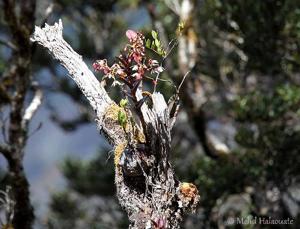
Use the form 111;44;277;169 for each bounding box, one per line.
1;1;37;228
31;20;200;229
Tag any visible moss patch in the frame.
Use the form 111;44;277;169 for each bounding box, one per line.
104;104;132;133
135;129;146;143
114;142;127;168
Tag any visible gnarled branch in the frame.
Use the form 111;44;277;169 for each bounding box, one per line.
30;20;121;142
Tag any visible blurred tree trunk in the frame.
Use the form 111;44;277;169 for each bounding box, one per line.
1;0;37;228
164;0;228;158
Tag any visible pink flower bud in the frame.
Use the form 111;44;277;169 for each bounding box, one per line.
92;62;100;71
126;30;138;41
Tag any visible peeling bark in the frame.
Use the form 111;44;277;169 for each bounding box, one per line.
31;20;200;229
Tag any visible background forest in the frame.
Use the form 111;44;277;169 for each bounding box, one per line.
0;0;300;228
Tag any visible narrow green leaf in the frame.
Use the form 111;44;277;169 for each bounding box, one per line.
155;39;160;47
151;41;156;49
151;30;158;39
146;39;151;48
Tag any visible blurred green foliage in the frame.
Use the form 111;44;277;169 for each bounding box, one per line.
235;85;300;121
47;151;128;228
60;152;115;196
194;151;263;212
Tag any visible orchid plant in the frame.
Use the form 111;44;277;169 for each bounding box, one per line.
93;30;165;98
92;26;187;131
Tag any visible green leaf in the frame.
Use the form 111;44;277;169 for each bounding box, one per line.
151;41;156;49
155;39;160;47
119;99;128;108
151;30;158;39
118;110;127;128
146;39;151;48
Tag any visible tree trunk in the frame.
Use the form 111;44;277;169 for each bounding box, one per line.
7;159;34;229
2;1;37;228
